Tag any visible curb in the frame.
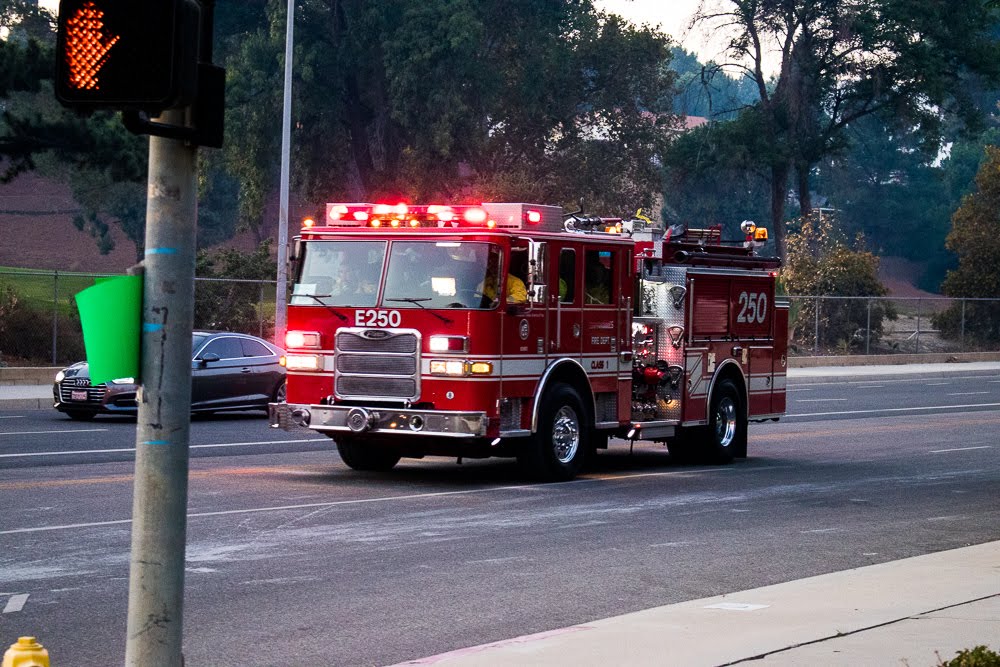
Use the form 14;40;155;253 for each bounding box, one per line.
1;398;52;410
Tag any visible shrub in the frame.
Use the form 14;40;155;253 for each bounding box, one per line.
194;241;277;339
938;645;1000;667
0;284;85;365
784;213;896;351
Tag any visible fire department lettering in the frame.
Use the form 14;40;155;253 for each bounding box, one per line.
354;309;402;327
736;291;767;324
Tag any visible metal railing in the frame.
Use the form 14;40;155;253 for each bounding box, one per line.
0;269;277;366
2;269;999;365
785;295;1000;356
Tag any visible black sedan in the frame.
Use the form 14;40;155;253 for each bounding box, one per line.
53;331;286;420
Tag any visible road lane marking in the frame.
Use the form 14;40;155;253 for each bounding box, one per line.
792;374;1000;387
947;392;989;396
3;594;29;613
801;528;842;534
0;467;748;535
796;398;848;402
0;428;108;437
0;437;328;459
927;382;951;386
928;446;992;454
857;385;884;389
0;416;25;419
789;402;1000;418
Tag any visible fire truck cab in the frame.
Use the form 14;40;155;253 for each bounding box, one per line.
270;202;787;481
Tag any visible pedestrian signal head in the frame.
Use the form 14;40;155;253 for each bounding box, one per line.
55;0;199;111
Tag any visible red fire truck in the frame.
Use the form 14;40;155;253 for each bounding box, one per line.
270;202;787;481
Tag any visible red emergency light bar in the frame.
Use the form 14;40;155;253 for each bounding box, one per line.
322;203;565;231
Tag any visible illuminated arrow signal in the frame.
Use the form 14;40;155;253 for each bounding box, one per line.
63;1;120;91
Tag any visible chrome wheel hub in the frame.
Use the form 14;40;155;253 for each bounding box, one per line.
714;397;736;448
552;406;580;463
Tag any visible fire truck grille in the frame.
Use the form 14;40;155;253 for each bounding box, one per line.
337;355;417;376
336;331;418;354
335;329;420;401
337;376;417;399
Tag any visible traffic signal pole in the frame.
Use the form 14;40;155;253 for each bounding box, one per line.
124;107;198;667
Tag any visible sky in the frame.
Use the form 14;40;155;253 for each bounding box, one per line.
595;0;733;65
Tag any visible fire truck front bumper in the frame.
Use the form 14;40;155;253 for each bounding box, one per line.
269;402;488;438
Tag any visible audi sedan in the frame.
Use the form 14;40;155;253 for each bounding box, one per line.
53;331;286;421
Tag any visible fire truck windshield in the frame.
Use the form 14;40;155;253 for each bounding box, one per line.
383;241;503;309
291;240;503;310
292;240;385;307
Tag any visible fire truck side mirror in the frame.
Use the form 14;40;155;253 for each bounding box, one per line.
530;283;547;304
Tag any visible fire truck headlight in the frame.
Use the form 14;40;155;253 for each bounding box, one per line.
469;362;493;375
286;330;321;349
429;335;468;353
430;360;467;376
285;354;322;371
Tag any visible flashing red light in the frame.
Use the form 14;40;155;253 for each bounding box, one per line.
390;219;401;228
370;219;382;228
302;217;316;228
525;209;542;224
464;207;488;224
409;219;420;228
393;203;408;216
352;211;369;222
373;204;391;216
328;205;348;221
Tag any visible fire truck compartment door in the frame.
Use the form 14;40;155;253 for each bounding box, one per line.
548;242;583;360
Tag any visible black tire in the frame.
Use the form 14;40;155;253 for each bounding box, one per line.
705;379;744;464
335;436;401;472
518;384;588;482
65;409;97;421
272;380;287;404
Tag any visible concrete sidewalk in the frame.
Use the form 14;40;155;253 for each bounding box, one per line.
395;541;1000;666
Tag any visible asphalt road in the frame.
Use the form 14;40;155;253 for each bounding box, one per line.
1;370;999;666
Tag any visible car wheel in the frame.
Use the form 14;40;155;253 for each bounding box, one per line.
65;410;97;421
336;437;401;472
518;383;587;482
273;380;287;404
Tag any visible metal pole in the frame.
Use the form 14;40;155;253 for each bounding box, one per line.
814;296;820;354
259;281;265;338
865;298;871;355
961;298;966;351
275;0;295;346
915;298;921;354
51;270;58;365
124;108;198;667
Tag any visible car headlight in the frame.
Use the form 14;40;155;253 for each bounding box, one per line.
110;377;135;385
55;370;66;383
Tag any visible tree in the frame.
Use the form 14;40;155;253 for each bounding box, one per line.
223;0;677;238
696;0;1000;259
194;241;277;336
935;145;1000;343
784;211;895;351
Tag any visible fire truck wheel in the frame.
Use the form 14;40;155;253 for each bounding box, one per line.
335;437;401;472
706;379;743;464
520;384;588;481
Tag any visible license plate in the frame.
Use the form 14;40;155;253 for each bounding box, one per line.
70;390;88;401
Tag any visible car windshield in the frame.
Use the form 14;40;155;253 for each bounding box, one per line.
383;241;503;309
291;240;386;307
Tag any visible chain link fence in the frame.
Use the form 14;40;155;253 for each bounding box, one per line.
0;269;277;366
786;295;1000;356
3;270;999;366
